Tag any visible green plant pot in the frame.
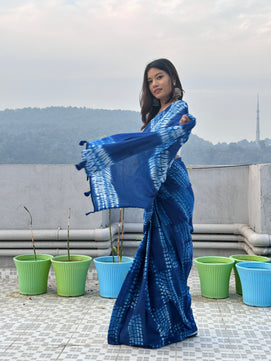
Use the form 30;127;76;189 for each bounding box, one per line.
51;255;92;297
194;256;234;299
230;254;270;295
13;254;52;295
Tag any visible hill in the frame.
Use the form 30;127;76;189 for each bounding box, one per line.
0;107;270;165
0;107;140;164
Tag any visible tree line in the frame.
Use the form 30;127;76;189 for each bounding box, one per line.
0;107;270;165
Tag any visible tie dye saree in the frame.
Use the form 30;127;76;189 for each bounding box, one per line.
76;100;198;348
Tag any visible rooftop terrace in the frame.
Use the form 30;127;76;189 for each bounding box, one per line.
0;264;270;361
1;163;271;360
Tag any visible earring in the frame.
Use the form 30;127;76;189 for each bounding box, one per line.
173;87;182;99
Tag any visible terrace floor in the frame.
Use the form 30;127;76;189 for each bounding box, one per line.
0;263;270;361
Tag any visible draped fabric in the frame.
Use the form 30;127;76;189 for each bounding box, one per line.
76;100;198;348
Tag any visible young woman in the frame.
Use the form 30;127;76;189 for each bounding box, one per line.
77;58;197;349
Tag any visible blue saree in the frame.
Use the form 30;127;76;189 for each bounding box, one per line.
76;100;197;348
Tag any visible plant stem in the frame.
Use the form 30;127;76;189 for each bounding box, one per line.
117;209;122;262
24;206;37;261
109;209;115;262
120;208;125;262
67;208;71;261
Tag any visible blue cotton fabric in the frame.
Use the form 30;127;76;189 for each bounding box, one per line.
76;100;198;348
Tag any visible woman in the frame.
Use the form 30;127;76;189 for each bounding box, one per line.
76;58;197;348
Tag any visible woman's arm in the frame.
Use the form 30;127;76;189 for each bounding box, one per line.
175;114;192;159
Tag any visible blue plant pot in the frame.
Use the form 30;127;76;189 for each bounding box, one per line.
94;256;134;298
230;254;270;295
236;261;271;307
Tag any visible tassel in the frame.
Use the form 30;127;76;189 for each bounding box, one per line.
75;160;86;170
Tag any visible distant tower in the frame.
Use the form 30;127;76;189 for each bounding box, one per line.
256;94;260;145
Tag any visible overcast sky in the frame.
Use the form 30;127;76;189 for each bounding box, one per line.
0;0;270;143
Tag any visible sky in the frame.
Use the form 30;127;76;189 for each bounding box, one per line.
0;0;270;143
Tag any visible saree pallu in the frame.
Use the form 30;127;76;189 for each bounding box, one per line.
76;100;198;348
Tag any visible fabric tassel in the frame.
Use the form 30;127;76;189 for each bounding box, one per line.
75;160;87;170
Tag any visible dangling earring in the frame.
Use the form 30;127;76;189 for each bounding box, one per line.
173;87;182;99
172;81;182;99
153;97;160;106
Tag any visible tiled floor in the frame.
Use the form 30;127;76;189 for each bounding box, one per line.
0;263;270;361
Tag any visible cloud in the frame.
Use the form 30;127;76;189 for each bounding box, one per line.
0;0;270;142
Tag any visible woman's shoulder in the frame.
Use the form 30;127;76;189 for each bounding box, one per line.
170;100;188;111
165;100;189;118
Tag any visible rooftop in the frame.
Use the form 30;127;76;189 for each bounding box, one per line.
0;264;270;361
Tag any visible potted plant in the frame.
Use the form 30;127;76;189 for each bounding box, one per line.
51;209;92;297
94;208;134;298
13;206;53;295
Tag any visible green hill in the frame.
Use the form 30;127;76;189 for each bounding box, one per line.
0;107;270;165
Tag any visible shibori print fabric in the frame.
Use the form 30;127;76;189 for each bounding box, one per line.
76;100;197;348
76;100;196;213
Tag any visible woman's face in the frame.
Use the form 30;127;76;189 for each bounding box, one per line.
147;67;173;105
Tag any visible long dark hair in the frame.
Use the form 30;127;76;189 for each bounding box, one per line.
140;58;184;129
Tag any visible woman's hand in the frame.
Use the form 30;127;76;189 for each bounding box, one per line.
180;115;190;125
175;115;191;159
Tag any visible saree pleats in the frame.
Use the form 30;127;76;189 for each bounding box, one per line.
107;159;197;348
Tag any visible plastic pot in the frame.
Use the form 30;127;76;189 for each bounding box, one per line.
51;255;92;297
13;254;52;295
94;256;133;298
194;256;234;299
236;261;271;307
230;254;270;295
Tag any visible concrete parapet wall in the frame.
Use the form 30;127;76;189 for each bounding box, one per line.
0;164;104;230
190;165;249;225
1;163;271;262
0;163;270;232
248;164;271;234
